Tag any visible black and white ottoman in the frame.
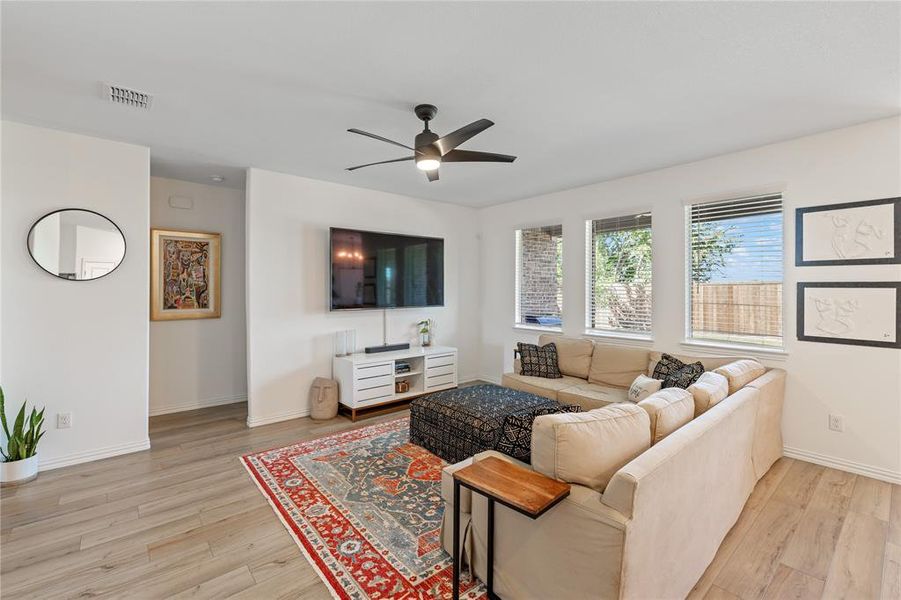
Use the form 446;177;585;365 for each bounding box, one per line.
409;383;581;464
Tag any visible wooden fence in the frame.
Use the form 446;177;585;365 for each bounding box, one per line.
691;282;782;337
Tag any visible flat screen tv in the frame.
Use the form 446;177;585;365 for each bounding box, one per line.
329;227;444;310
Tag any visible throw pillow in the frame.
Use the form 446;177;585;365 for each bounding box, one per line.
652;353;705;389
517;342;563;379
495;404;582;463
628;374;663;402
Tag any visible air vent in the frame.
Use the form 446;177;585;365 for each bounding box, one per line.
105;84;153;109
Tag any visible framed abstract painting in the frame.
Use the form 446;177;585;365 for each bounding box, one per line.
151;229;221;321
795;197;900;266
797;282;900;349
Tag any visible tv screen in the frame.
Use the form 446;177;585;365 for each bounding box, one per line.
329;228;444;310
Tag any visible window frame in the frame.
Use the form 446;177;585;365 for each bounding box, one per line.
513;222;565;332
682;193;787;353
583;210;654;341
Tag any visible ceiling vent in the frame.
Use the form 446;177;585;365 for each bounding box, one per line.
105;83;153;110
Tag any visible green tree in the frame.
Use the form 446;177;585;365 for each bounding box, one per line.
592;223;738;330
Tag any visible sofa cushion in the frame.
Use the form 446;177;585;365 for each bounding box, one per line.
714;359;766;395
501;373;585;401
531;403;650;492
637;388;694;444
538;334;594;379
588;343;650;388
628;374;663;403
687;371;729;416
557;383;629;410
652;353;705;389
646;351;741;377
495;404;583;463
518;342;563;379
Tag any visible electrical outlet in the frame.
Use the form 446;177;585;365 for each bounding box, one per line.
57;412;72;429
828;414;843;433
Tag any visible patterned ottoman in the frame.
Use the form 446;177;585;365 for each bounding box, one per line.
409;383;581;464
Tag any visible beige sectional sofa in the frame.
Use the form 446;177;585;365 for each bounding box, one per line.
442;334;786;600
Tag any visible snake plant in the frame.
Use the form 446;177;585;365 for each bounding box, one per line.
0;386;45;463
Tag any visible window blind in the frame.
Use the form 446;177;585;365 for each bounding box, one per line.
586;213;653;334
687;194;783;347
515;225;563;328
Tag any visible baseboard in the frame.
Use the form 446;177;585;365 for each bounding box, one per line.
784;445;901;485
247;407;311;428
149;394;247;416
39;439;151;471
476;374;502;385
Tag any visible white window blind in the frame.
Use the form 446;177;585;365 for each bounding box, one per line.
515;225;563;328
586;213;652;335
687;194;784;347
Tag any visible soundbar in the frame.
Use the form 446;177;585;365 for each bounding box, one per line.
364;343;411;354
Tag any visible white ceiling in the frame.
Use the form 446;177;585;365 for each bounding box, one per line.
3;2;899;207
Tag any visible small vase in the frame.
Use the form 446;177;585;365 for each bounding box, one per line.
420;332;431;347
0;455;39;487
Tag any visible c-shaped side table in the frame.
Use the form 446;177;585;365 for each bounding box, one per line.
451;456;571;600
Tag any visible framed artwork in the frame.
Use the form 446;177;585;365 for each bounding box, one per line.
795;197;900;266
797;282;900;349
151;229;221;321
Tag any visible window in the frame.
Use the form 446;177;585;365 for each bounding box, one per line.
586;213;652;335
515;225;563;328
687;194;784;348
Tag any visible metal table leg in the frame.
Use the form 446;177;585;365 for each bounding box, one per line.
453;479;460;600
487;497;495;599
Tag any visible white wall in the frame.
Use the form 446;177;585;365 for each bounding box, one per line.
245;168;481;426
479;116;901;483
149;177;247;415
1;122;150;469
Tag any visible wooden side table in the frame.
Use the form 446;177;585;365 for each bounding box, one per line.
451;456;571;600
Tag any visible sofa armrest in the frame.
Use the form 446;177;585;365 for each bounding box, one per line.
747;367;786;478
441;457;474;514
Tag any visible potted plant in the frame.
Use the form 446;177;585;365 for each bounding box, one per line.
418;319;433;347
0;386;45;486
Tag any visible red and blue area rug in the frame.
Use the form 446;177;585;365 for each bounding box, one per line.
241;417;485;599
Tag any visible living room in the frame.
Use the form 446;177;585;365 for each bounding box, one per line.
1;2;899;599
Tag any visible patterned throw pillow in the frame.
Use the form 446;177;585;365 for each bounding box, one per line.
517;342;563;379
652;353;705;389
495;404;583;462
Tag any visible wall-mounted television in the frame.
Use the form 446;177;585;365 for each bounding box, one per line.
329;227;445;310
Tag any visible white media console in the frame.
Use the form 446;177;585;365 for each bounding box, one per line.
333;345;458;420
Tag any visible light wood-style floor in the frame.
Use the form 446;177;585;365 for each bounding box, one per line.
1;402;898;599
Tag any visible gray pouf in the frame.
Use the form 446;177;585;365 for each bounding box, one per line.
309;377;339;420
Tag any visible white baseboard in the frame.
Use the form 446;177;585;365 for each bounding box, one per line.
476;374;502;385
247;407;311;428
39;439;151;472
784;445;901;485
149;394;247;416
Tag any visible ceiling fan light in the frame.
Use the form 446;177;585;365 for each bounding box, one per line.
416;158;440;171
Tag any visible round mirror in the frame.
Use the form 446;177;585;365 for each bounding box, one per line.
27;209;126;281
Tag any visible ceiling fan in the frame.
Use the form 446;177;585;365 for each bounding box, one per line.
346;104;516;182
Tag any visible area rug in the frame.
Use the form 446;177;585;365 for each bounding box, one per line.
241;417;485;600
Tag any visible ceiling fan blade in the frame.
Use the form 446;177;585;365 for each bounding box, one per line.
442;149;516;163
347;129;420;154
434;119;494;155
426;169;439;182
346;156;414;171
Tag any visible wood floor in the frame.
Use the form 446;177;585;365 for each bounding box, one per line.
1;402;898;599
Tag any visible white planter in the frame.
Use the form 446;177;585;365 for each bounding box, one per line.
0;455;39;486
